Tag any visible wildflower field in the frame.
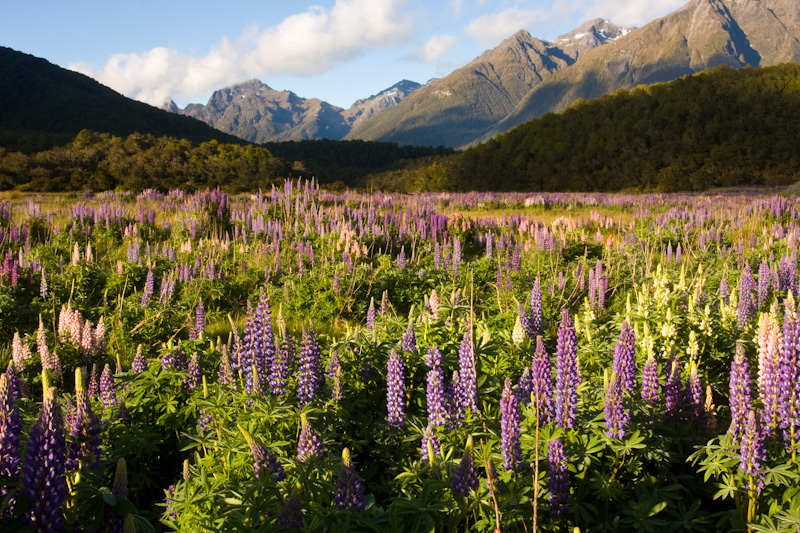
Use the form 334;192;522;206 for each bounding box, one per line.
1;183;800;532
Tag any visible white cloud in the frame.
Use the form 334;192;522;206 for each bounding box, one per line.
410;34;459;63
69;0;414;107
581;0;687;27
465;7;546;47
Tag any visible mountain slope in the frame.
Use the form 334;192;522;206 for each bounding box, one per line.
0;46;242;151
346;20;630;148
490;0;800;138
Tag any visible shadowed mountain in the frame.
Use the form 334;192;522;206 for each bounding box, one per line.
0;46;242;152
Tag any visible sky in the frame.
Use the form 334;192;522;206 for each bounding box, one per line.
2;0;688;110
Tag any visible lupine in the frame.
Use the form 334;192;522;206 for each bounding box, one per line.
779;309;800;449
276;486;304;530
327;350;342;401
612;321;636;393
665;354;683;419
297;413;322;462
685;360;704;423
450;436;478;498
554;309;581;429
604;371;629;439
366;298;376;330
426;346;447;427
528;277;543;338
387;349;405;429
739;410;766;493
334;448;365;511
239;425;286;482
512;311;526;344
195;298;205;338
132;345;147;373
21;385;67;532
0;374;21;519
728;343;751;440
185;353;201;391
737;265;756;329
530;336;553;424
401;320;416;352
641;351;659;405
457;327;478;414
67;367;101;472
420;424;440;460
499;378;523;474
548;437;568;516
296;325;322;406
141;268;154;307
99;363;118;409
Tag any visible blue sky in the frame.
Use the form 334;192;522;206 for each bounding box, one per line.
2;0;686;109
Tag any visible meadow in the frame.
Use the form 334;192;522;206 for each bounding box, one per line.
1;183;799;532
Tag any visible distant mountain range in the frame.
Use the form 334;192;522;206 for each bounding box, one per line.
164;0;800;148
163;79;421;144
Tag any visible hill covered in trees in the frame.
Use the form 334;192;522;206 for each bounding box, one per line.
372;63;800;192
0;47;244;153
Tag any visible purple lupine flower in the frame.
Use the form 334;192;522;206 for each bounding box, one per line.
0;373;21;519
185;353;201;391
530;336;553;424
547;437;568;516
401;320;416;352
457;328;478;415
276;488;304;530
719;276;730;305
239;425;286;482
396;246;406;269
101;458;128;533
297;413;322;462
99;363;118;409
434;241;441;269
132;345;147;373
67;368;101;472
452;237;461;277
270;337;289;396
195;298;205;338
446;370;463;427
387;349;405;429
327;349;342;401
739;410;766;493
612;321;636;394
756;259;770;309
335;448;365;511
685;360;704;423
728;342;752;441
500;378;523;474
516;367;532;404
366;298;376;331
604;371;629;439
737;265;756;330
161;346;187;372
528;277;543;338
420;424;440;460
141;268;154;307
554;309;581;429
88;363;99;399
296;325;322;406
779;310;800;449
21;386;67;532
255;289;277;389
450;437;478;498
426;346;447;427
641;351;659;405
665;355;683;419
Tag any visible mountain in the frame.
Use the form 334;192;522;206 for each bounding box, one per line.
0;46;242;152
367;63;800;193
171;79;421;143
342;80;422;129
345;19;632;148
487;0;800;139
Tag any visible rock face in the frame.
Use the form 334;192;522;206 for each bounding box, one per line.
345;22;631;148
172;79;421;143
